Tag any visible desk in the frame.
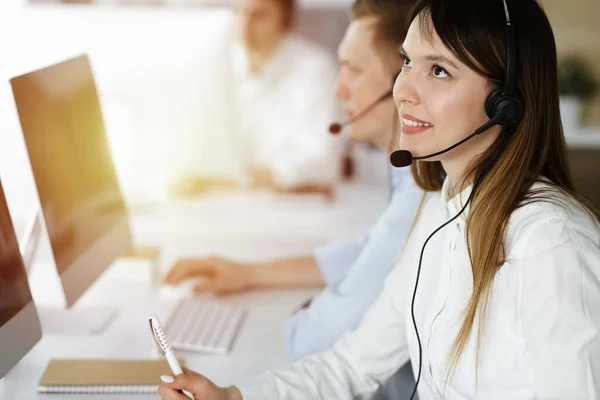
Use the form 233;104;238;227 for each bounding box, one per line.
130;184;387;242
1;187;386;400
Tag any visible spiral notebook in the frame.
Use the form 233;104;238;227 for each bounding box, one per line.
37;358;185;394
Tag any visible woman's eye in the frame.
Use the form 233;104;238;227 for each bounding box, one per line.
402;57;412;68
432;65;449;78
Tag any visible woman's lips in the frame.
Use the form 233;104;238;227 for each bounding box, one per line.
401;113;433;135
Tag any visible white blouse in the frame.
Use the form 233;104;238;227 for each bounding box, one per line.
238;178;600;399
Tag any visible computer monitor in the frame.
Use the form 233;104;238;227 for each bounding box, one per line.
0;180;42;378
10;54;132;308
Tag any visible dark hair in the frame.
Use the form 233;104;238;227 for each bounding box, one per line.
277;0;296;30
350;0;416;64
405;0;598;377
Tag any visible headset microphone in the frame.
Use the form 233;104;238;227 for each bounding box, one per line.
390;113;505;167
329;90;392;134
329;72;400;135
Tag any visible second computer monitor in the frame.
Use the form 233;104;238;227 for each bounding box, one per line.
0;180;42;378
10;54;132;307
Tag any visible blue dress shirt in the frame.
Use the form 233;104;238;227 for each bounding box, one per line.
284;163;425;360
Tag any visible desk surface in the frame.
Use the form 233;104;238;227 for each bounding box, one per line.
131;184;387;241
1;188;385;399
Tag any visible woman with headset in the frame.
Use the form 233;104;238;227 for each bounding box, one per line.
158;0;600;398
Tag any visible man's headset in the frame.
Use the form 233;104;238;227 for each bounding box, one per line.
329;72;401;135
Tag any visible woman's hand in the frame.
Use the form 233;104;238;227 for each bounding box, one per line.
158;368;242;400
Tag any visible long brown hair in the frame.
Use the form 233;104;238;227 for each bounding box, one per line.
405;0;599;377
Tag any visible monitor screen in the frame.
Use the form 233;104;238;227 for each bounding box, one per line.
10;55;128;277
0;182;33;329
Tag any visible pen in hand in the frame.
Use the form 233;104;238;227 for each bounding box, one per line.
149;315;193;399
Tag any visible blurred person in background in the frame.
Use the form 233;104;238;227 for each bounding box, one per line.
231;0;344;195
170;0;346;197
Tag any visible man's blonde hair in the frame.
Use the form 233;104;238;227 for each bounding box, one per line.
350;0;415;66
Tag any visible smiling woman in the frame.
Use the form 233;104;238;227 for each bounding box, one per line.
394;0;600;393
394;21;503;179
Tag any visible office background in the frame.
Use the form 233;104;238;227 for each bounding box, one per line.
0;0;598;237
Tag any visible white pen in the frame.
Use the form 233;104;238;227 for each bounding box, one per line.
149;315;192;398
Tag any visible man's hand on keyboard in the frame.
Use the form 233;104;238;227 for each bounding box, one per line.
163;256;253;296
158;367;242;400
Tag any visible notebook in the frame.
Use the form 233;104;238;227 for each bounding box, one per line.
37;358;185;394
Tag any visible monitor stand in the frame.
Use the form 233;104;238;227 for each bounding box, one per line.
37;307;118;336
27;245;161;336
27;261;119;336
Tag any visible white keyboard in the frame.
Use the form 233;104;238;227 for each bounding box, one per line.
163;298;246;355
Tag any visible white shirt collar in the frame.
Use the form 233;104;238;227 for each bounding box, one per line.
441;177;473;220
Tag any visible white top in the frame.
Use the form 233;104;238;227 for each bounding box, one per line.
231;34;345;188
238;178;600;399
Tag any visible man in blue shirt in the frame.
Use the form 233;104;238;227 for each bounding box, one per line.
165;1;420;396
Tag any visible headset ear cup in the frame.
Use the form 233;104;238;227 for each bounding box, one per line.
485;89;503;120
485;91;525;126
500;95;525;125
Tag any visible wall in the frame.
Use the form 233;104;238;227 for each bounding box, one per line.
542;0;600;125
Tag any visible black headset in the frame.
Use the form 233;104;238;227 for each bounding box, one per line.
484;0;525;126
407;1;524;399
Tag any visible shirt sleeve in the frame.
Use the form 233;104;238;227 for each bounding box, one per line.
517;214;600;399
287;184;425;359
313;233;369;285
237;259;413;400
